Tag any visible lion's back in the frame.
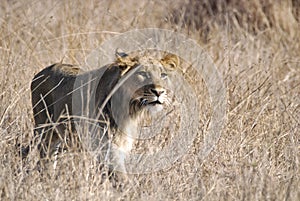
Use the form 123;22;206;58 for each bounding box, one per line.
31;63;80;130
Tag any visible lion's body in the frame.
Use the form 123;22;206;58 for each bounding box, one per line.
31;63;121;156
30;52;178;171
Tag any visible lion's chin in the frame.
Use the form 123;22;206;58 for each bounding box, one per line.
144;103;164;115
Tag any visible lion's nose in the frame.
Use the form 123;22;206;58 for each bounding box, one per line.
150;88;165;96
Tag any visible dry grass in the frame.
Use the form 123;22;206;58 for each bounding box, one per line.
0;0;299;200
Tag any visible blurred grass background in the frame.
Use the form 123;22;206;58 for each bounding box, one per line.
0;0;299;200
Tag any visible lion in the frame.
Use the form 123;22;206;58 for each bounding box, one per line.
30;51;179;172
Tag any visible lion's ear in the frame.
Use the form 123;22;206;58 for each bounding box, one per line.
115;48;129;59
115;49;139;76
161;54;179;70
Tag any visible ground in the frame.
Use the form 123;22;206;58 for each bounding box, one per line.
0;0;299;200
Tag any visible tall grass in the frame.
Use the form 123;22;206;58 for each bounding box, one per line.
0;0;299;200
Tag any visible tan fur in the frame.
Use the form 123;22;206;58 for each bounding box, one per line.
52;63;81;76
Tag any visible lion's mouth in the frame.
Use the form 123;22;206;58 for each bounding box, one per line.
148;100;163;105
140;98;163;106
129;93;170;116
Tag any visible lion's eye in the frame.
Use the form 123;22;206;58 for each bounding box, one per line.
161;73;168;79
137;71;149;78
137;71;149;81
137;71;148;77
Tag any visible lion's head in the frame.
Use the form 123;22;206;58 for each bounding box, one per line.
107;51;179;138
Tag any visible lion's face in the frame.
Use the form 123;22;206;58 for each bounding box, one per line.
128;62;173;116
110;53;178;133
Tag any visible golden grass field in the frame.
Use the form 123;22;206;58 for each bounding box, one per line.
0;0;299;200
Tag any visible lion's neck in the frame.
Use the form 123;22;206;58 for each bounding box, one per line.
111;112;150;173
110;116;139;173
114;115;140;148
